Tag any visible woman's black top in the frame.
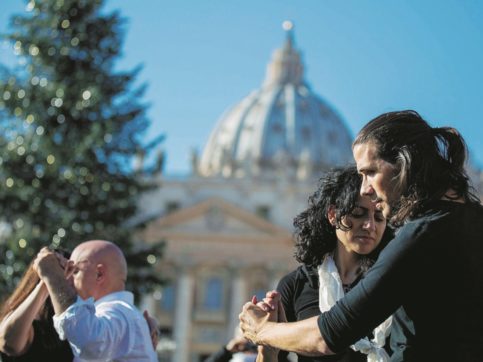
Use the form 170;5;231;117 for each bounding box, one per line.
277;264;366;362
0;319;73;362
318;200;483;361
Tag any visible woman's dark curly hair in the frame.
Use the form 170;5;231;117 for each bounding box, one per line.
294;166;392;267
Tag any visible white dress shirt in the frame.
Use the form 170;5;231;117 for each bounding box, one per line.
53;291;158;362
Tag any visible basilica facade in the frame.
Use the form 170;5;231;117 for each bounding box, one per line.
137;24;354;362
136;24;482;362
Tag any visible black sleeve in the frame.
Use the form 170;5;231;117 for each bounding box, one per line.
203;347;233;362
276;269;299;323
317;220;429;353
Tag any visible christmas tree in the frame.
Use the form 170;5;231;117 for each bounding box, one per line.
0;0;164;300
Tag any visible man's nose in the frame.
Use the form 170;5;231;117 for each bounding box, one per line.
360;179;375;197
362;216;376;232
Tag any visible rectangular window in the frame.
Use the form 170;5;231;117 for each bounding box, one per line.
160;285;175;311
256;205;270;220
202;277;223;311
165;201;180;214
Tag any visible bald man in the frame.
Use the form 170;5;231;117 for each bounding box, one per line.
34;240;158;362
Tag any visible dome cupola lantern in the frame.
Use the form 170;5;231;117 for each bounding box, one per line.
263;21;304;87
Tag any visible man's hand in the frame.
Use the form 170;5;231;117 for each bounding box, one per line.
33;247;65;281
239;299;272;345
32;247;77;315
254;291;286;359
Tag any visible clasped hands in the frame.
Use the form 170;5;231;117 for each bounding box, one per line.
32;247;71;281
238;290;286;346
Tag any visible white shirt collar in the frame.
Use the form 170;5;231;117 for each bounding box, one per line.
94;290;134;306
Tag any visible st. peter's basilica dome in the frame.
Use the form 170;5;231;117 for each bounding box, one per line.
198;22;354;179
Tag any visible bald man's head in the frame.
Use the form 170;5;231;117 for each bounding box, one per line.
69;240;128;300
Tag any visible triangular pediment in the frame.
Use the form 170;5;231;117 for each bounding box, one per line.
143;197;292;244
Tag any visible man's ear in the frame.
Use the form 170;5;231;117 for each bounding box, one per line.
95;264;105;282
327;205;337;226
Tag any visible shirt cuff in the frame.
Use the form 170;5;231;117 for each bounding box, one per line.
53;296;95;340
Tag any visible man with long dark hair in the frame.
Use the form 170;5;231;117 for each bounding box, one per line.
239;110;483;361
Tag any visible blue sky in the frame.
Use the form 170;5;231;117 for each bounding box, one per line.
1;0;482;174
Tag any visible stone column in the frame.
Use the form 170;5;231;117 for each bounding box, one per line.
227;267;247;338
173;268;194;362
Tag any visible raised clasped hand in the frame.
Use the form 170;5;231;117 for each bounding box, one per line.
33;247;65;280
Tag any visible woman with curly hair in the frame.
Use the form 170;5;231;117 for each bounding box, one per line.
241;110;483;362
258;166;393;362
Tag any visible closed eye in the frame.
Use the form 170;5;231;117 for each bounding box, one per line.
350;206;366;218
362;170;375;177
375;214;386;222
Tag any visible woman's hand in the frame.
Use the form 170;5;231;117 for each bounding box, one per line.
143;310;159;350
259;290;287;323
